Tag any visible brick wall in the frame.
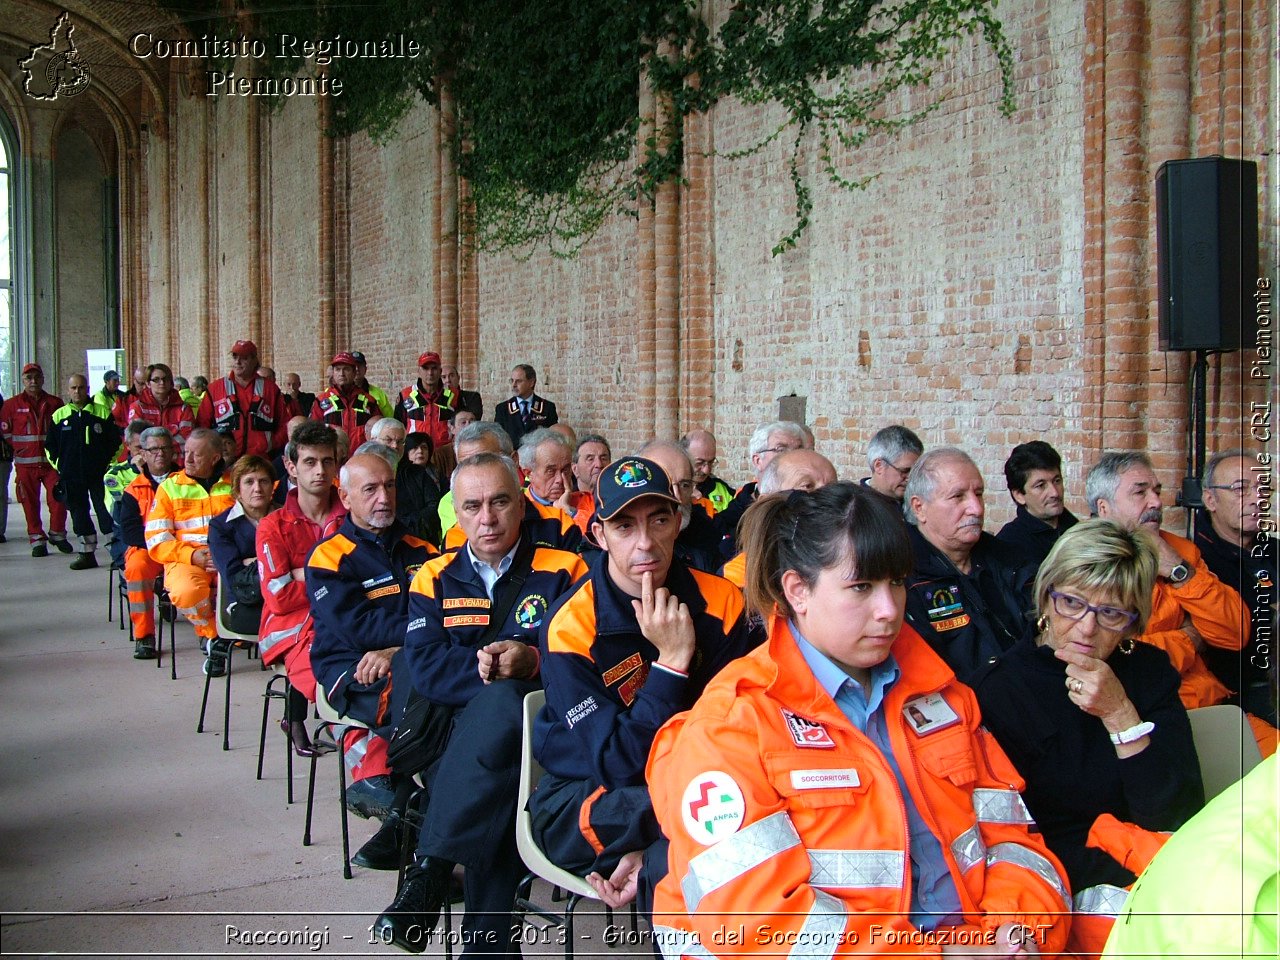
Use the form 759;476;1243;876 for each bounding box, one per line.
54;123;108;380
111;0;1275;532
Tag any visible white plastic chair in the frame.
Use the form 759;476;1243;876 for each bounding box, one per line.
514;689;608;960
1187;703;1263;801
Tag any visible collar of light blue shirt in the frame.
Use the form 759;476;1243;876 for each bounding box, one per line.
526;488;554;506
467;540;519;598
788;619;900;704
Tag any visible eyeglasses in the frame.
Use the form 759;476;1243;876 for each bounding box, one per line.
758;445;800;457
1048;590;1138;631
884;459;915;477
1206;482;1263;495
142;447;172;455
693;458;717;469
149;377;171;383
673;480;695;494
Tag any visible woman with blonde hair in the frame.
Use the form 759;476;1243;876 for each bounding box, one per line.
972;518;1203;958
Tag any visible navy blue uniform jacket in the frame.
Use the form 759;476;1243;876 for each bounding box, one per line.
904;525;1035;682
534;551;751;789
404;536;588;708
306;517;436;696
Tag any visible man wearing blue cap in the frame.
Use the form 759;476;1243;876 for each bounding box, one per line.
528;456;752;912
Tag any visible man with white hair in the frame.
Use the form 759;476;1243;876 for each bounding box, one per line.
714;419;806;555
903;447;1033;681
1087;452;1264;741
720;447;838;591
638;440;721;572
367;417;406;463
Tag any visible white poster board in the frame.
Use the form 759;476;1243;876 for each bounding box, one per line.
86;348;126;394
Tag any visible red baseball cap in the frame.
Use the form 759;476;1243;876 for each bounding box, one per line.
331;352;358;368
231;340;259;357
418;351;442;368
22;362;43;376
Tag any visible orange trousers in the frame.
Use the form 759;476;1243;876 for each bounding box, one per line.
163;561;217;640
125;547;163;638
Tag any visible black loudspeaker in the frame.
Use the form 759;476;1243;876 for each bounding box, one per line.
1155;156;1259;351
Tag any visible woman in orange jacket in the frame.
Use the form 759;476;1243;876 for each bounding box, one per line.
647;483;1072;958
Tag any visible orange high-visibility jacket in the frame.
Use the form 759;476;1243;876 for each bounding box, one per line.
648;616;1072;958
145;471;234;566
1141;530;1246;709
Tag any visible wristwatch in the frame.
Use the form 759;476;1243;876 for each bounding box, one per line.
1110;720;1155;745
1169;562;1191;584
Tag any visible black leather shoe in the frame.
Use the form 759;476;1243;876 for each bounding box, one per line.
134;637;158;660
371;861;450;953
31;543;49;558
69;552;98;570
352;817;407;871
52;538;74;554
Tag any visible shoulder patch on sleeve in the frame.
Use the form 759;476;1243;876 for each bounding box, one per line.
544;579;598;660
532;546;590;582
690;568;747;633
308;534;356;572
681;771;747;845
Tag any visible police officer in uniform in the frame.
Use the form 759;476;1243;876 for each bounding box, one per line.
494;363;557;449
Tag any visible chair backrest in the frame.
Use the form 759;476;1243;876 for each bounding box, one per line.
314;683;371;730
1187;703;1263;801
514;689;597;900
213;574;261;643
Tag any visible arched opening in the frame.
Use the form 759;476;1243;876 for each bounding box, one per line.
0;110;17;397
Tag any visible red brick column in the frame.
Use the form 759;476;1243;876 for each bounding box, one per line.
318;90;336;368
679;100;715;435
436;85;459;363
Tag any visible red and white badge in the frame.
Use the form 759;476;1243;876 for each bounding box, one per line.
682;771;746;845
781;709;836;748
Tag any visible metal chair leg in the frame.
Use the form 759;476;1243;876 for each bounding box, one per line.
196;657;213;733
222;646;235;750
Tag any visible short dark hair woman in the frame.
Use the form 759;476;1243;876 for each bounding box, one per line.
647;483;1072;957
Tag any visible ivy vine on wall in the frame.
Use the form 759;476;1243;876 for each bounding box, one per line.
164;1;1016;257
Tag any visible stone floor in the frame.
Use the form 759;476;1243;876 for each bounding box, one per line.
0;500;634;959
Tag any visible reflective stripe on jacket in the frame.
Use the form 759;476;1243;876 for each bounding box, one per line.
46;401;121;476
310;386;380;450
126;388;195;462
646;615;1072;959
145;470;234;565
0;390;62;466
196;375;288;459
255;489;347;663
404;537;588;707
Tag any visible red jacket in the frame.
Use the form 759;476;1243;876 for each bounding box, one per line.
396;381;451;449
310;385;380;450
126;388;195;463
196;374;289;459
648;615;1072;958
255;489;347;665
0;389;62;468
